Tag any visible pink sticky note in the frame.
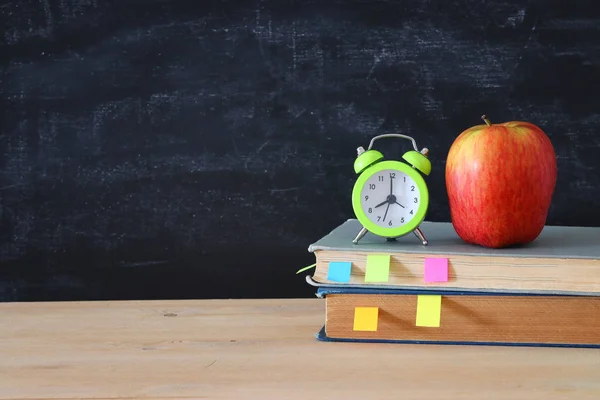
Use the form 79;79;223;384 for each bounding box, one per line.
424;258;449;282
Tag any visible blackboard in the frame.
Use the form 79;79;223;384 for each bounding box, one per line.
1;0;599;301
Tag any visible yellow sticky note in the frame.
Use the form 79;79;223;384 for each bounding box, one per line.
416;295;442;327
364;254;390;282
353;306;379;331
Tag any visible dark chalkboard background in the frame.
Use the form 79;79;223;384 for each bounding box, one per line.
1;0;599;302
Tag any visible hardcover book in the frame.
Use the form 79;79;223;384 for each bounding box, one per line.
305;219;600;296
316;286;600;348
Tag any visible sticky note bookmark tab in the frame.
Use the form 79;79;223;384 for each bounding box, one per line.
416;295;442;327
364;254;390;282
424;257;449;283
353;306;379;331
327;261;352;282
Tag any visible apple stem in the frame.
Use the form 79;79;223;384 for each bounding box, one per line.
481;115;492;126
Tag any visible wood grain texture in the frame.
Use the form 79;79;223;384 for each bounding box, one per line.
314;249;600;294
325;293;600;345
1;298;600;399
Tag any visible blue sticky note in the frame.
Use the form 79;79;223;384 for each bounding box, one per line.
327;261;352;282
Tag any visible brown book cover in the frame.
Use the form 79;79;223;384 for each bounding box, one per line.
316;287;600;348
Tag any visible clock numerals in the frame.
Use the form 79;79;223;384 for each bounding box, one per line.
377;173;395;181
360;168;422;229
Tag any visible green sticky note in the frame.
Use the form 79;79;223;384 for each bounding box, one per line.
364;254;390;282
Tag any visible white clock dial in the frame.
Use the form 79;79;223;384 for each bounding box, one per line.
359;169;421;228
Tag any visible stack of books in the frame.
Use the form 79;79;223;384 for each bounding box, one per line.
301;218;600;348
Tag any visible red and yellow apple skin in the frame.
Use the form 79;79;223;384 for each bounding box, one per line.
445;116;557;249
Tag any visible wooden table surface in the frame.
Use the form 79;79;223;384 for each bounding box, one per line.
1;298;599;399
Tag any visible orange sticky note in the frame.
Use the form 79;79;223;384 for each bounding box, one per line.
364;254;390;282
424;258;449;282
416;295;442;327
353;306;379;331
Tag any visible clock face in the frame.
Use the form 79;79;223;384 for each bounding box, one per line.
359;169;421;229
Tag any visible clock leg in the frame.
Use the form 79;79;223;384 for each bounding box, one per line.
352;227;368;244
413;227;428;246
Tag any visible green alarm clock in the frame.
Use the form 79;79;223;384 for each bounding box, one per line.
351;133;432;245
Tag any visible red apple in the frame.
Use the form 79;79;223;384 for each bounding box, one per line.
445;115;557;248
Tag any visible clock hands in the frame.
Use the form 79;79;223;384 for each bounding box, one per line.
383;203;390;222
389;175;403;207
374;199;388;208
374;175;405;222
